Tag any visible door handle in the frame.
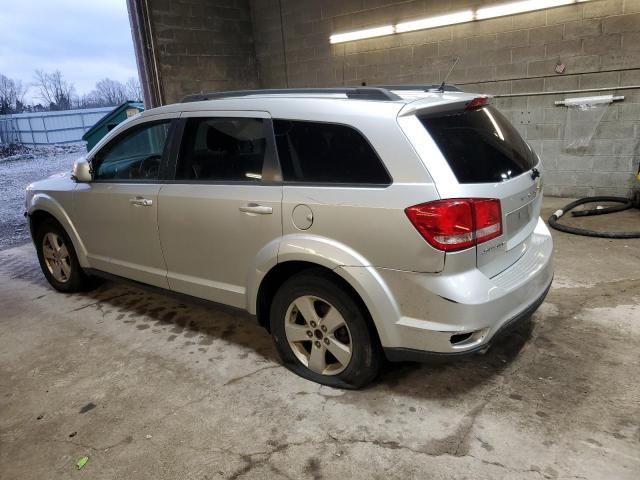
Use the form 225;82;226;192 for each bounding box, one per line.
239;203;272;215
129;197;153;207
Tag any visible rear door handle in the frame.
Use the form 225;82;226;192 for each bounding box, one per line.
129;197;153;207
239;203;272;215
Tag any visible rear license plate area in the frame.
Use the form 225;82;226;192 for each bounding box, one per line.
506;201;533;237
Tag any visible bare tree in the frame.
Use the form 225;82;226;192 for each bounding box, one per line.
94;78;127;106
124;77;143;102
33;70;74;110
0;74;28;114
73;92;103;109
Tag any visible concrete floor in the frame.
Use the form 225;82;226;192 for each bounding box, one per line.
1;197;639;479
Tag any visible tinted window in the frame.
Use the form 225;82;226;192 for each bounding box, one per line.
419;106;536;183
176;117;267;182
273;120;391;185
94;121;170;181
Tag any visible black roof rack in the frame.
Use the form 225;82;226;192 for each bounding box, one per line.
181;87;402;103
374;84;462;92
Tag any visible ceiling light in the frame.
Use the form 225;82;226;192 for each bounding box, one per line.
329;25;395;44
476;0;576;19
328;1;592;44
396;10;474;33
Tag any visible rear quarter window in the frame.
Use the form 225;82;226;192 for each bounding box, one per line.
419;106;536;184
273;120;391;185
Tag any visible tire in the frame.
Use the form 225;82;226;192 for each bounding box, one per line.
270;270;381;389
35;218;89;293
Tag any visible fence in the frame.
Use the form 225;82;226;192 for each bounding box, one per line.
0;107;113;145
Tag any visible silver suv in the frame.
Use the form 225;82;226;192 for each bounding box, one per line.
25;86;553;388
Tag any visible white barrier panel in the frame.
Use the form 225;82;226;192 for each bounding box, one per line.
0;107;112;145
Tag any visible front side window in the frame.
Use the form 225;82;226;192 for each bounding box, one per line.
93;121;171;181
273;120;391;185
175;117;267;182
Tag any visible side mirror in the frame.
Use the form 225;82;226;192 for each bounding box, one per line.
72;158;92;183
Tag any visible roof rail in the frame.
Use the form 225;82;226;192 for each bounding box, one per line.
180;87;402;103
375;84;462;92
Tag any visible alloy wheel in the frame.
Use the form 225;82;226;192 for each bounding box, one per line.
284;295;353;375
42;232;71;283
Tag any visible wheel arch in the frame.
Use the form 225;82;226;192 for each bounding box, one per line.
27;194;89;268
29;209;58;238
252;234;401;347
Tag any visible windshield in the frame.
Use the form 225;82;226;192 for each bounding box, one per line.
419;106;537;183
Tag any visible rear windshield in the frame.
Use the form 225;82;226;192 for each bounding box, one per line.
419;106;536;183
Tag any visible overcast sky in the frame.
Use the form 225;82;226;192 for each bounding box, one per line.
0;0;138;103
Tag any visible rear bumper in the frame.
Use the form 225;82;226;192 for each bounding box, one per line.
369;217;553;358
383;277;551;362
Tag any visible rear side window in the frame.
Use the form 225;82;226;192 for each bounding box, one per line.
419;106;536;184
176;117;267;182
273;120;391;185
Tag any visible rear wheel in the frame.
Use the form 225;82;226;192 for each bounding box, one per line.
270;270;380;389
35;218;89;292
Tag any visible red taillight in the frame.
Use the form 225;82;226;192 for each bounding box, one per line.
465;97;489;110
473;198;502;244
405;200;475;251
405;198;502;252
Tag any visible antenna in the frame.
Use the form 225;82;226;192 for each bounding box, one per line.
438;57;460;92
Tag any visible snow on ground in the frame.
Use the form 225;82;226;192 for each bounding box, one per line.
0;143;86;250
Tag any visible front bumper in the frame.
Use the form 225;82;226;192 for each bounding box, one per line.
374;218;553;359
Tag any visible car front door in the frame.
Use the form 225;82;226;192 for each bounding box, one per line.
73;115;176;287
157;111;282;308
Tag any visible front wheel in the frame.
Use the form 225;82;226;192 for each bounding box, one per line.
270;270;381;389
35;218;90;292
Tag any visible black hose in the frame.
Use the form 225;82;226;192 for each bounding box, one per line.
548;196;640;238
570;197;633;217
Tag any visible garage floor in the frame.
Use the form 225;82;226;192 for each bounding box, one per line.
1;197;639;480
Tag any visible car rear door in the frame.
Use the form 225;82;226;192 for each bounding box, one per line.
73;115;177;287
157;111;282;309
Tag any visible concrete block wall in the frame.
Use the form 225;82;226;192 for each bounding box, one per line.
249;0;640;197
149;0;259;104
490;89;640;197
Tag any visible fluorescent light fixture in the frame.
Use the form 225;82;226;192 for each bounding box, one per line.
396;10;474;33
329;1;592;43
560;95;616;106
330;25;395;44
476;0;575;19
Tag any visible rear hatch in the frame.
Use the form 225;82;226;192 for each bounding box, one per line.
404;96;542;277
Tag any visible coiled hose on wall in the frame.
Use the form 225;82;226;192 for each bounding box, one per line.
548;196;640;238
